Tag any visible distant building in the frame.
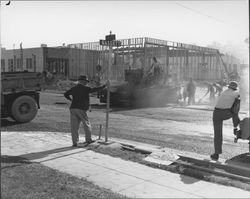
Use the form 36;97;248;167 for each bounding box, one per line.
1;47;43;73
1;45;102;80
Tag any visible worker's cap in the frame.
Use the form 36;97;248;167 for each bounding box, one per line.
78;75;89;82
228;81;238;90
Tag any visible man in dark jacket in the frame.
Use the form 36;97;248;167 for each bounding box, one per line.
64;75;107;147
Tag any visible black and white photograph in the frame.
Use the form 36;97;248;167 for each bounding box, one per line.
1;0;249;198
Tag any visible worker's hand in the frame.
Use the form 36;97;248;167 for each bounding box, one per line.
233;126;240;135
234;128;241;138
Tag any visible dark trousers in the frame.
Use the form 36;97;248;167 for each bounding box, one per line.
213;109;240;154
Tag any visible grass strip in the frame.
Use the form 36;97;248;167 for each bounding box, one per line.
1;156;129;199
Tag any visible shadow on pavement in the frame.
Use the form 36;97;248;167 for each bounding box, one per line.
1;119;20;127
17;145;100;164
1;155;31;170
19;146;84;161
1;155;30;164
1;145;98;169
179;173;200;184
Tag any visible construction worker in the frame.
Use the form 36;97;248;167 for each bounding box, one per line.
199;82;215;105
182;86;188;104
186;78;196;105
210;81;240;161
143;57;162;85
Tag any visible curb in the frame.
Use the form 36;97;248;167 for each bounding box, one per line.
118;140;250;182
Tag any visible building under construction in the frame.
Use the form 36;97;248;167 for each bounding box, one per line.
67;37;240;82
1;37;241;82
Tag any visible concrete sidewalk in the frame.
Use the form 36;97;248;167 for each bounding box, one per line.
1;131;250;198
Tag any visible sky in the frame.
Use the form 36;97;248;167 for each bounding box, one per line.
0;0;249;62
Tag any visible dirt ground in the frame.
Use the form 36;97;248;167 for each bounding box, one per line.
1;89;249;161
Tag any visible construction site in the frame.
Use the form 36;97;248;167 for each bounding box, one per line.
2;0;250;198
67;37;237;82
64;37;244;107
1;38;249;199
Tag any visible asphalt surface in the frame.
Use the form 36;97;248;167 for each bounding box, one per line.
1;91;249;161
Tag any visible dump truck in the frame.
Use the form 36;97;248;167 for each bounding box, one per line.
98;68;179;107
1;71;44;123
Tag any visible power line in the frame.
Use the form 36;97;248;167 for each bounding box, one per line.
176;2;225;24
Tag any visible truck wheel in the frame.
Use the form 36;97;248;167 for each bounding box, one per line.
11;95;38;123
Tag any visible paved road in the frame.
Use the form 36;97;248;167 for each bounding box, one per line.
2;91;249;160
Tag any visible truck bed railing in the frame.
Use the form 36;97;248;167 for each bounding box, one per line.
1;72;43;94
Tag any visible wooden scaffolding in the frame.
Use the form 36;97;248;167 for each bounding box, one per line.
67;37;226;82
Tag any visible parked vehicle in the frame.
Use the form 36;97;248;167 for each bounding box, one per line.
1;72;44;123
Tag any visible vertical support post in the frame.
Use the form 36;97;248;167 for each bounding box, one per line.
185;50;189;80
122;42;125;79
209;54;212;80
191;51;193;78
42;47;47;73
20;43;24;71
13;44;16;72
32;54;36;72
144;41;147;72
98;124;102;139
105;44;112;142
166;46;169;76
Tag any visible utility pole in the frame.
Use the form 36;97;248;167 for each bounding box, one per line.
100;31;121;143
105;44;112;142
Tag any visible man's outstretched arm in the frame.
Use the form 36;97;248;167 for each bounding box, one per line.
90;85;106;93
64;89;72;101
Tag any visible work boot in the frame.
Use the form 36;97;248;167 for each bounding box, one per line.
72;143;78;147
210;153;219;161
87;140;95;145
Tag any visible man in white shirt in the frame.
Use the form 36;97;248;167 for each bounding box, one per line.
210;81;240;161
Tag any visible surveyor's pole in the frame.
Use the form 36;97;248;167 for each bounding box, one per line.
105;44;112;142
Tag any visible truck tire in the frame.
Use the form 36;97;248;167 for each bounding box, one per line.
11;95;38;123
